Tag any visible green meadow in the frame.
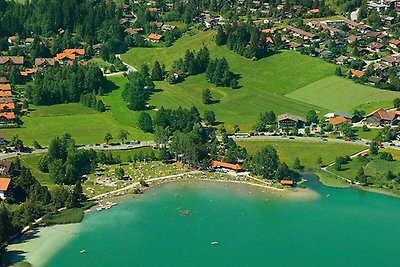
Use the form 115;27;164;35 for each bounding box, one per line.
237;140;365;167
2;102;152;146
286;76;400;112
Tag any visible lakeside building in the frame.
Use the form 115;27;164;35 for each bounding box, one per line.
210;160;242;172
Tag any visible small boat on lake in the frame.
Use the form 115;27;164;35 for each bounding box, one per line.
182;210;191;215
80;249;86;254
211;241;218;245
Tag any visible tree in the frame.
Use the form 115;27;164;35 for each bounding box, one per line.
215;26;227;46
230;78;238;89
202;88;213;104
115;167;125;179
151;60;164;81
252;145;279;179
118;129;129;143
358;1;367;21
355;167;367;184
204;111;216;125
306;110;318;125
317;155;323;166
335;66;342;76
104;132;113;144
275;162;291;180
138;112;153;133
73;180;83;202
394;98;400;109
233;124;240;133
369;141;379;155
293;157;303;170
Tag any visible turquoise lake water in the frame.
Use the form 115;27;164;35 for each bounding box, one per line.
43;176;400;267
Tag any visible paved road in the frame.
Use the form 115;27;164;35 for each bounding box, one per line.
229;135;400;150
0;141;156;161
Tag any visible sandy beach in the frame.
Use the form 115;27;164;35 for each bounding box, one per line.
5;223;81;267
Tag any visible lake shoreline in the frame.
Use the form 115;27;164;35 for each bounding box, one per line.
4;176;317;266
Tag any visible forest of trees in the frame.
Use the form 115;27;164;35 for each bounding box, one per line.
38;133;97;185
0;0;124;48
215;23;270;60
27;64;105;105
122;66;155;111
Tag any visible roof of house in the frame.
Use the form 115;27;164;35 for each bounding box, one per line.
0;84;11;91
285;25;316;38
368;76;382;83
277;113;306;122
0;161;12;174
333;112;352;119
0;77;9;84
308;8;319;13
0;56;24;65
55;49;85;62
211;160;242;171
0;178;11;191
366;108;397;121
329;116;348;126
20;68;37;77
288;41;303;48
0;103;15;110
35;58;55;66
261;28;274;34
0;112;15;120
0;91;12;97
280;179;294;185
389;39;400;46
348;69;365;78
148;33;163;40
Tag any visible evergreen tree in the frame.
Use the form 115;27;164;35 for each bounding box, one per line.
215;26;227;46
252;146;280;179
151;60;164;81
138;112;154;133
204;110;216;125
202;88;213;104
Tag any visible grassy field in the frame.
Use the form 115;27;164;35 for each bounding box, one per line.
314;169;350;188
45;208;84;225
99;76;156;127
2;102;152;146
286;76;400;112
328;149;400;181
237;140;365;167
353;127;381;140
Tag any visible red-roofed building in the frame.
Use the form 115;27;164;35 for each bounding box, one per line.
280;180;294;186
0;177;11;199
329;116;349;127
363;108;399;125
148;33;163;42
0;112;15;124
211;160;242;172
0;84;11;91
348;69;365;78
389;39;400;49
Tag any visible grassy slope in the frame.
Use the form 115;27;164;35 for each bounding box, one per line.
286;76;400;112
122;30;338;130
237;140;365;167
328;149;400;181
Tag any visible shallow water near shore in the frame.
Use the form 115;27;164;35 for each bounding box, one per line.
7;175;400;266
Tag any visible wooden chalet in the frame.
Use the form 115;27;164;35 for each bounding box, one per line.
0;56;24;67
277;113;306;129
